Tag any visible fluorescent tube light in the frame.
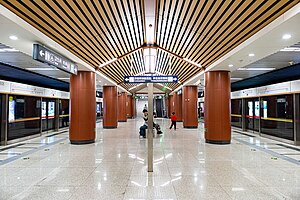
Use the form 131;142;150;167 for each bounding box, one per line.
0;48;19;52
26;68;59;71
237;68;275;71
230;78;243;81
280;47;300;52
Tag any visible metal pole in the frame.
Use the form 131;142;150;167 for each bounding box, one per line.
148;83;154;172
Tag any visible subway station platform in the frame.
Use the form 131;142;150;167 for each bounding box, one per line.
0;119;299;200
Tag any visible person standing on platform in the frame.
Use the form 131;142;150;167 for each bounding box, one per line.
169;112;177;130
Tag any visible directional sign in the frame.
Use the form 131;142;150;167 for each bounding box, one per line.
124;76;178;83
33;44;78;75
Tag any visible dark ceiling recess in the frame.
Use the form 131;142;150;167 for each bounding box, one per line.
231;63;300;92
0;62;69;92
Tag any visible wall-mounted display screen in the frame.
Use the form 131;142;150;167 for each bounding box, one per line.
96;103;101;113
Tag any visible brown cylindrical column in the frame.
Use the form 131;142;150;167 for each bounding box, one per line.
70;71;96;144
126;95;132;118
118;92;127;122
103;86;118;128
205;71;231;144
176;94;183;122
169;95;175;118
131;96;136;118
183;86;198;128
167;96;171;118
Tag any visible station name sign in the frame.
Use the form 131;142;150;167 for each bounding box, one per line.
33;44;78;75
124;76;178;83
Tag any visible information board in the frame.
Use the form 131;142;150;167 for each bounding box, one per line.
33;44;78;75
124;76;178;83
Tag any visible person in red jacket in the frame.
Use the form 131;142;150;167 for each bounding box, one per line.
170;112;177;130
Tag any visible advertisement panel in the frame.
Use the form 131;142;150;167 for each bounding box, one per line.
42;102;47;119
8;96;15;122
48;102;55;119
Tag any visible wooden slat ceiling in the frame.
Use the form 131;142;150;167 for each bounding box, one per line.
1;0;299;92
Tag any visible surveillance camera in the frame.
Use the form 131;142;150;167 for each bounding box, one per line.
149;24;153;28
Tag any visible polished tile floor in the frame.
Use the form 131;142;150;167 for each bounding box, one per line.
0;118;299;200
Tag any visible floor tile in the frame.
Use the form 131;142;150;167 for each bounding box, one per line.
0;119;299;200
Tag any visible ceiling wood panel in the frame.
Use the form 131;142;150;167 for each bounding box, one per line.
1;0;299;92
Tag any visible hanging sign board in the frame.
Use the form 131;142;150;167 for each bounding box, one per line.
33;44;78;75
124;76;178;83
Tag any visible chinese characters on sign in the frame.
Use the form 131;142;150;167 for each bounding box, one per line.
33;44;78;75
124;76;178;83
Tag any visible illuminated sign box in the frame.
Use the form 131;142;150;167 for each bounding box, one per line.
124;76;178;83
33;44;78;75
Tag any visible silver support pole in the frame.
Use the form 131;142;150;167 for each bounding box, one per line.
148;83;154;172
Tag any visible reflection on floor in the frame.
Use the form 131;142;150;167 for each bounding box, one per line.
0;119;299;200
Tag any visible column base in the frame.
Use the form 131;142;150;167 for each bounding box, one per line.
184;126;198;129
70;139;95;145
103;126;117;129
206;139;230;145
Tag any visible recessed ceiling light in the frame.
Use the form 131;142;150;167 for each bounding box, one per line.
282;34;291;40
9;35;18;40
98;80;101;82
238;68;275;71
58;78;70;80
104;83;107;85
248;53;255;57
228;64;233;67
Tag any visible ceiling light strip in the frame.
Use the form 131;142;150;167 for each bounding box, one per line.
98;46;143;69
156;45;203;70
237;68;276;71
